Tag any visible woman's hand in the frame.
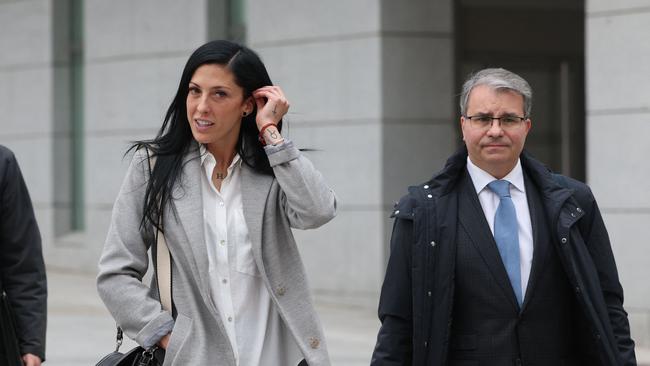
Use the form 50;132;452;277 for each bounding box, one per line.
252;86;289;130
158;333;171;349
22;353;41;366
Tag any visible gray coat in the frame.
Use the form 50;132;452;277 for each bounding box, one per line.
97;141;336;365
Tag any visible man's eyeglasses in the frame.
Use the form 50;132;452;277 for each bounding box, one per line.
464;115;527;130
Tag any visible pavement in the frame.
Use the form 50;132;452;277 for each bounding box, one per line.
46;268;378;366
46;268;650;366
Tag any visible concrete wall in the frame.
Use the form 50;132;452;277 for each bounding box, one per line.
44;0;213;267
0;0;457;308
587;0;650;347
0;0;56;252
246;0;455;306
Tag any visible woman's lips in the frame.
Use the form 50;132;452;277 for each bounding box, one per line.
194;119;214;131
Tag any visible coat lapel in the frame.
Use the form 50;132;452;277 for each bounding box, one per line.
519;173;549;311
168;145;219;317
240;165;274;277
457;171;520;312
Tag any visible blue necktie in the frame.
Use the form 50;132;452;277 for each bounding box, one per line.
487;180;523;307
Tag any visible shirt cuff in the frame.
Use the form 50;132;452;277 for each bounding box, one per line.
264;139;299;167
141;318;174;349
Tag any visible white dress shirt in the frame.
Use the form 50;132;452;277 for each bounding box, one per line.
200;145;302;366
465;157;534;301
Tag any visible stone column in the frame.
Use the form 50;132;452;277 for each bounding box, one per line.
586;0;650;347
246;0;455;306
47;0;213;268
0;0;56;248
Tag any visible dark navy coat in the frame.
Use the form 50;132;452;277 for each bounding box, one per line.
371;147;636;366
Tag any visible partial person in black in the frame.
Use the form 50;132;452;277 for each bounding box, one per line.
0;145;47;366
371;68;636;366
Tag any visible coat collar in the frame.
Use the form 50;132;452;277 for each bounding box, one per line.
427;146;577;220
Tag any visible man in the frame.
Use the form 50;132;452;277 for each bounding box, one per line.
0;145;47;365
371;68;636;365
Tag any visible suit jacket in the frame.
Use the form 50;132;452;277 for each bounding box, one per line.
371;147;636;366
97;141;336;365
0;145;47;361
448;170;596;365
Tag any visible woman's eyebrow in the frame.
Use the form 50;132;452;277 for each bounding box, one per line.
189;81;232;90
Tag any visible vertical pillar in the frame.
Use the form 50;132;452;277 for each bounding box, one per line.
586;0;650;346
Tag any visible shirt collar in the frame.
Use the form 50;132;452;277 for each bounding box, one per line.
199;144;242;170
466;157;526;194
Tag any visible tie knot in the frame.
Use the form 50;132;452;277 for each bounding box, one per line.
488;179;511;198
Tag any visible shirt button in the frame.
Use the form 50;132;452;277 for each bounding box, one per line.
220;240;226;246
222;278;228;284
219;201;224;206
276;286;286;296
227;316;233;322
308;337;320;349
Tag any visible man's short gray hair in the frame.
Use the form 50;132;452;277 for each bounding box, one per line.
459;68;533;118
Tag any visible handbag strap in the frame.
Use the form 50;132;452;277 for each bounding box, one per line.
155;223;172;312
146;149;172;313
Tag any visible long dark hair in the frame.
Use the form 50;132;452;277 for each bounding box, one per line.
130;40;281;231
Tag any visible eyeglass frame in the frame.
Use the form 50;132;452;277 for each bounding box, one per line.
463;114;528;129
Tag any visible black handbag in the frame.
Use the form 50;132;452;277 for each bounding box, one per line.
0;291;23;366
95;327;163;366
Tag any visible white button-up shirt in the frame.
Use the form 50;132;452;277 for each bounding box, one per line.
200;145;302;366
466;157;534;300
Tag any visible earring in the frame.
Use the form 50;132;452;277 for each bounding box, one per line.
243;111;248;116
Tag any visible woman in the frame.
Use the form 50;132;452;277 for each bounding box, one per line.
97;40;336;366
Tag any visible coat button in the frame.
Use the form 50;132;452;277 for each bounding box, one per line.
427;194;433;199
308;337;320;349
424;341;428;347
576;207;582;213
575;286;582;294
394;210;400;215
427;291;432;297
561;237;567;244
423;185;429;189
276;286;286;296
430;241;436;247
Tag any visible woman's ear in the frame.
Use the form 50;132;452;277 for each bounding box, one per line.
243;96;254;116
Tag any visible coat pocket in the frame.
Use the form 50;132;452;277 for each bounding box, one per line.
163;313;193;366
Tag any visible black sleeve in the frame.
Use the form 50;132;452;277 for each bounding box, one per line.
0;147;47;360
581;196;636;365
371;216;414;365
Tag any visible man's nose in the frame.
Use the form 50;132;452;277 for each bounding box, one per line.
487;119;504;135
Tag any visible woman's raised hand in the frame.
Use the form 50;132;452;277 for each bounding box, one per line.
252;86;289;130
